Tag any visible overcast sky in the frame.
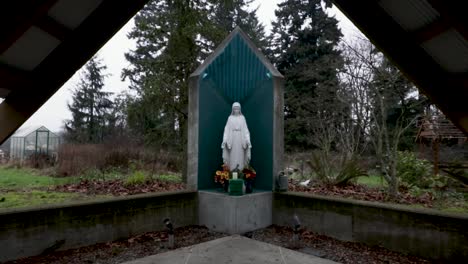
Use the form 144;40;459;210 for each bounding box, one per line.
20;0;362;132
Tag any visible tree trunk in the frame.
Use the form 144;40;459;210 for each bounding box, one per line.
387;156;398;199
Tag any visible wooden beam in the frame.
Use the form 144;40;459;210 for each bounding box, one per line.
0;0;150;144
0;88;10;98
412;19;450;44
36;16;71;41
0;63;34;91
427;0;468;43
0;0;59;54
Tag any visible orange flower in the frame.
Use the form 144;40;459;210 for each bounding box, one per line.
215;164;232;185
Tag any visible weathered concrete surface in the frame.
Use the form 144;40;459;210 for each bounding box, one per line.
272;75;284;191
187;75;199;191
0;191;198;262
123;235;338;264
273;192;468;262
199;191;272;234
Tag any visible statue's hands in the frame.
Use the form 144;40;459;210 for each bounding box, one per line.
222;141;232;150
243;141;251;149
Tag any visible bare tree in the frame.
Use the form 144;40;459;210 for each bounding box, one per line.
340;37;423;198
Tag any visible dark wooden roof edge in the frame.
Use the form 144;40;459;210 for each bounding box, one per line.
332;0;468;135
0;0;149;145
191;26;283;78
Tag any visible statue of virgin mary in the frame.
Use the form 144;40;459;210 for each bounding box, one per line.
221;102;251;171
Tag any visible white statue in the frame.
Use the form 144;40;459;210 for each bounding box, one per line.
222;102;252;171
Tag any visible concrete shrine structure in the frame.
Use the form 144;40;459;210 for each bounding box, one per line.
188;27;284;191
187;27;284;234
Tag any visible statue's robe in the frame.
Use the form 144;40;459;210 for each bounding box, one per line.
222;114;251;171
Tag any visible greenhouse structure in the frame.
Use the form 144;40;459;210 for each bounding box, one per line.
9;126;60;161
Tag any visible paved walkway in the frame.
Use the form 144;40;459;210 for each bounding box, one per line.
123;235;339;264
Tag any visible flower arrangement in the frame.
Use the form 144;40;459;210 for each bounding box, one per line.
242;166;256;193
242;166;256;180
214;164;230;187
215;164;257;193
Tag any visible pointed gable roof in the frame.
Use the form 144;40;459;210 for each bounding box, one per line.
191;27;282;78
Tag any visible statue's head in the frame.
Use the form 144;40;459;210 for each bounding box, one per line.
231;102;242;116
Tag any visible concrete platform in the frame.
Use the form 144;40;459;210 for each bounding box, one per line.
123;235;339;264
198;190;272;234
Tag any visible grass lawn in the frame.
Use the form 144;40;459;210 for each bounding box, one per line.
0;166;70;189
0;166;108;209
356;175;387;188
0;190;110;209
357;174;468;214
0;166;182;210
153;173;182;183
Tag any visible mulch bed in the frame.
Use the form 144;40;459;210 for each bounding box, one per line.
6;226;225;264
6;225;440;264
250;225;438;264
50;179;186;196
288;179;435;208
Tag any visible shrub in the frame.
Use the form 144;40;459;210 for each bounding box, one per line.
104;149;131;169
307;152;368;186
397;151;433;188
124;170;148;186
57;144;106;176
154;174;182;183
57;143;184;177
25;153;56;169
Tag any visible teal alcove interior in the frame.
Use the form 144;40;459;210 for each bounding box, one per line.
198;33;273;190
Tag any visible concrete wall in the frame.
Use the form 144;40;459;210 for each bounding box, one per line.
273;192;468;262
199;191;272;234
0;191;198;262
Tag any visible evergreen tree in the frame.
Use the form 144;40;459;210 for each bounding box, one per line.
123;0;203;149
122;0;267;148
269;0;345;150
204;0;268;50
66;56;113;143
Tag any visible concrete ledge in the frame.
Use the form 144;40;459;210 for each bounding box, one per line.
273;192;468;262
0;191;198;262
198;190;272;234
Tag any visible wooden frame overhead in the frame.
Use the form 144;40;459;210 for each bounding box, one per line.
0;0;149;144
333;0;468;135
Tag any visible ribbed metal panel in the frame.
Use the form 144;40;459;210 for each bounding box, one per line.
379;0;439;31
203;33;270;103
197;29;275;190
421;29;468;73
0;26;60;71
48;0;104;30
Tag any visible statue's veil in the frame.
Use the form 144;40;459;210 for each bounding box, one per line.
230;102;242;115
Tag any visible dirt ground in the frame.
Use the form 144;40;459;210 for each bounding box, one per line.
5;226;225;264
250;225;438;264
6;225;439;264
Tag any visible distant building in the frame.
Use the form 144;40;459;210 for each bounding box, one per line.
9;126;60;161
